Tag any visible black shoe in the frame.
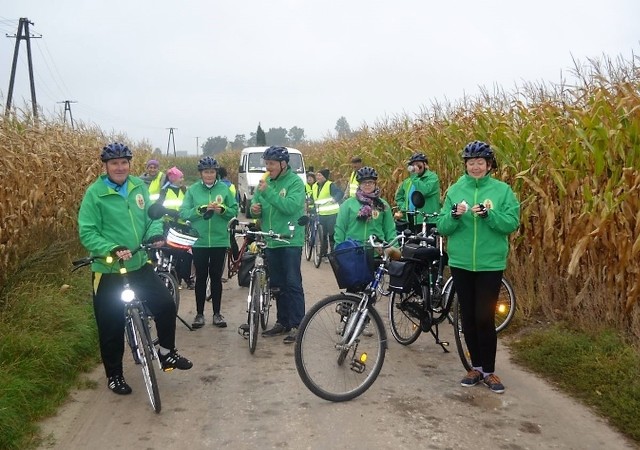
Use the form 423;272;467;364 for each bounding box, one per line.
159;350;193;372
283;327;298;344
213;313;227;328
262;322;289;337
108;374;132;395
238;323;250;337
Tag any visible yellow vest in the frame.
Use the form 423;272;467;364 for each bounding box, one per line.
148;172;165;202
161;187;184;210
312;181;340;215
348;171;358;197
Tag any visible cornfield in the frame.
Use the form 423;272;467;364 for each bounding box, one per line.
1;54;639;344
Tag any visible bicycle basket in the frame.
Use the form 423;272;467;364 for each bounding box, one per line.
387;260;416;293
166;227;199;250
328;240;374;290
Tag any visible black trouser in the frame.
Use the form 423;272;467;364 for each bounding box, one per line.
164;247;193;284
92;264;176;378
318;214;337;256
192;247;226;316
450;267;503;373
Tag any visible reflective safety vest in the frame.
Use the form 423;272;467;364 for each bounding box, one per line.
348;171;358;197
148;172;165;202
161;187;185;210
312;181;340;215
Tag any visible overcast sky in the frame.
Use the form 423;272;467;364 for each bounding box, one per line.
1;0;638;153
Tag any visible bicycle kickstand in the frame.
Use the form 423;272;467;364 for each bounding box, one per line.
430;324;450;353
176;313;194;331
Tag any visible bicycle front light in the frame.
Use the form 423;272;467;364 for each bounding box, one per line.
121;289;135;303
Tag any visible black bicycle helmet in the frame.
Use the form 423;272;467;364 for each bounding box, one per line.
197;156;219;171
407;152;428;164
356;166;378;182
462;140;497;168
261;146;289;162
100;142;132;162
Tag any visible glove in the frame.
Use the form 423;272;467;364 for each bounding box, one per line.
451;203;460;219
145;235;165;245
203;210;214;220
477;204;488;218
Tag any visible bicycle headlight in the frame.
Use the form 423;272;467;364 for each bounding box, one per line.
121;288;135;303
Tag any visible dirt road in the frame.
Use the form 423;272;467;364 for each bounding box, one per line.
38;260;636;450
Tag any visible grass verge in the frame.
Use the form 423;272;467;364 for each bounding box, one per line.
0;240;100;450
508;322;640;444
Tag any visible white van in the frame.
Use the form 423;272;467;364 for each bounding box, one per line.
237;146;306;214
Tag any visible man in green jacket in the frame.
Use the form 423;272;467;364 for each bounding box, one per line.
395;152;441;233
249;146;306;344
78;143;192;396
436;140;520;394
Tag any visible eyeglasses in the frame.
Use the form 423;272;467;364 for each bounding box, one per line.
359;180;376;186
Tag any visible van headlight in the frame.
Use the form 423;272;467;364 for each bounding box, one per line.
121;289;135;303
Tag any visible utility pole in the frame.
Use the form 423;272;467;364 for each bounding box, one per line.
5;18;41;118
57;100;77;129
166;128;177;157
195;136;200;156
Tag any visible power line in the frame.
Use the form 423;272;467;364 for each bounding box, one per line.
57;100;77;129
166;128;177;156
5;17;41;118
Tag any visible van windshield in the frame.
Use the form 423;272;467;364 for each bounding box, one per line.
248;153;305;174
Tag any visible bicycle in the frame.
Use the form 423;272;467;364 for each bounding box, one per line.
294;234;405;402
148;205;199;330
303;205;326;268
225;218;255;282
235;220;298;354
72;244;163;413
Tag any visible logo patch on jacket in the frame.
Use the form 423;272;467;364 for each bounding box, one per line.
215;194;224;204
136;194;145;209
279;188;287;197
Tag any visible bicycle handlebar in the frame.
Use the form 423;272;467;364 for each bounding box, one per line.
72;243;155;272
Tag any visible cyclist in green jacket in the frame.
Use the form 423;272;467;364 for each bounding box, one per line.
249;146;306;344
180;156;238;329
436;141;520;394
394;152;441;232
78;143;192;396
334;166;396;246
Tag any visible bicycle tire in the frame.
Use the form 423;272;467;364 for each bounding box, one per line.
495;277;516;333
260;275;271;330
248;270;262;354
388;290;423;345
313;223;324;268
294;293;387;402
451;296;472;371
304;222;313;261
130;309;161;413
157;271;180;314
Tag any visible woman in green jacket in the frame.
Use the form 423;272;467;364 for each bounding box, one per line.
436;141;520;394
180;156;238;329
334;166;396;246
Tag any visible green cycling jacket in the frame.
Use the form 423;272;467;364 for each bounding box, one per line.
436;173;520;271
395;170;441;220
250;167;305;248
334;196;397;246
180;180;238;248
78;175;163;273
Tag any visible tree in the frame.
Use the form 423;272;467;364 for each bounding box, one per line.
153;147;162;155
231;134;246;150
335;116;352;138
247;132;257;147
265;127;288;146
202;136;228;155
256;124;266;146
288;126;305;146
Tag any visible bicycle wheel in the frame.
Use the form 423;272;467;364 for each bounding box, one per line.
304;222;313;261
313;224;324;268
157;271;180;314
248;270;262;354
294;294;387;402
388;290;422;345
260;274;271;330
495;277;516;333
450;295;472;371
130;309;161;413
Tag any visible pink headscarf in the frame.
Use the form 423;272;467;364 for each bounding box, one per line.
166;166;184;184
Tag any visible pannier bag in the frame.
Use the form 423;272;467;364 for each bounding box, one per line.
328;239;374;291
237;252;257;287
387;260;416;293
